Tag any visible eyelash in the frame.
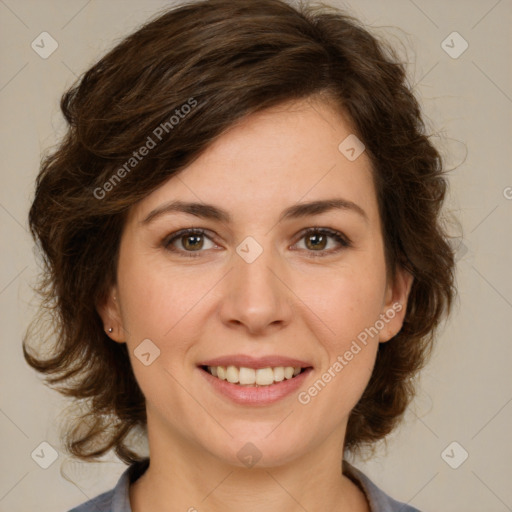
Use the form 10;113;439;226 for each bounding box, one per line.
162;227;352;258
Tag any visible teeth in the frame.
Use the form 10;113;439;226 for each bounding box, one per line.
273;366;285;382
239;367;255;385
284;367;294;379
226;365;239;383
206;365;303;386
255;367;274;385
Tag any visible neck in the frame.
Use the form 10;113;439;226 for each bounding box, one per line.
129;418;369;512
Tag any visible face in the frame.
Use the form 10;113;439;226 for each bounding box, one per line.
99;97;412;468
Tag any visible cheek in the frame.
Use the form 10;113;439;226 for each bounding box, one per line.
294;269;386;417
115;255;208;406
117;249;211;341
296;261;387;348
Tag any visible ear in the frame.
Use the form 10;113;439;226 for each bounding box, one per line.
96;286;127;344
378;266;414;343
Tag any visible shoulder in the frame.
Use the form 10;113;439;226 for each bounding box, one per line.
66;458;149;512
67;488;114;511
343;460;423;512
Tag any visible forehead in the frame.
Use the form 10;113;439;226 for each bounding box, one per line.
128;98;378;227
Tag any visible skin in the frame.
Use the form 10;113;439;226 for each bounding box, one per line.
98;96;413;512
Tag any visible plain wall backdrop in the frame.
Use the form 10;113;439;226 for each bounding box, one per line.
1;0;511;510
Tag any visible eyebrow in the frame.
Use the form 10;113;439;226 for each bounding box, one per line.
140;198;368;225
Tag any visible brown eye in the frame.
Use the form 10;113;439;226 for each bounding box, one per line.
164;229;216;257
294;228;351;257
304;232;328;251
181;233;204;251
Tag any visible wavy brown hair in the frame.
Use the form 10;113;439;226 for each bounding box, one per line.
23;0;455;464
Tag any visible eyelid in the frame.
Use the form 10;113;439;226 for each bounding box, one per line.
162;226;351;257
162;228;219;255
290;227;352;256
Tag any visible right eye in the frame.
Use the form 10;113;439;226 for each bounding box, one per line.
163;228;218;257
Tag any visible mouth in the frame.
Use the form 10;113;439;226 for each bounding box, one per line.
199;364;310;387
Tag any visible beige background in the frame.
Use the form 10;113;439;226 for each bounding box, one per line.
1;0;511;510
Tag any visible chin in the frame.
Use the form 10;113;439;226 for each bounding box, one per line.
212;432;307;470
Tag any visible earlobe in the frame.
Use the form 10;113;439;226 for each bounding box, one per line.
379;267;414;343
96;287;126;343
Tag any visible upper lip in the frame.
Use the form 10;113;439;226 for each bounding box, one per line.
198;354;313;369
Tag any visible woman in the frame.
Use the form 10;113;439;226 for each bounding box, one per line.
23;0;455;510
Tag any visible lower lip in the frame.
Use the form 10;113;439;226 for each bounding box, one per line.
198;367;313;406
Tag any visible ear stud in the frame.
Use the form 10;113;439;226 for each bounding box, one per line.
107;327;113;333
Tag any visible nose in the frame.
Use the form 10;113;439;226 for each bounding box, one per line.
218;241;294;336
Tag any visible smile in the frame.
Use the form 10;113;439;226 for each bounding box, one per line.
201;365;306;386
198;364;313;405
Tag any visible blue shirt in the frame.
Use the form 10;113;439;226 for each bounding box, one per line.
68;458;421;512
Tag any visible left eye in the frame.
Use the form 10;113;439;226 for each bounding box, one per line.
163;227;350;257
293;228;351;256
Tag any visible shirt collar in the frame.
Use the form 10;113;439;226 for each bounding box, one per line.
110;457;415;512
343;460;418;511
111;458;149;512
